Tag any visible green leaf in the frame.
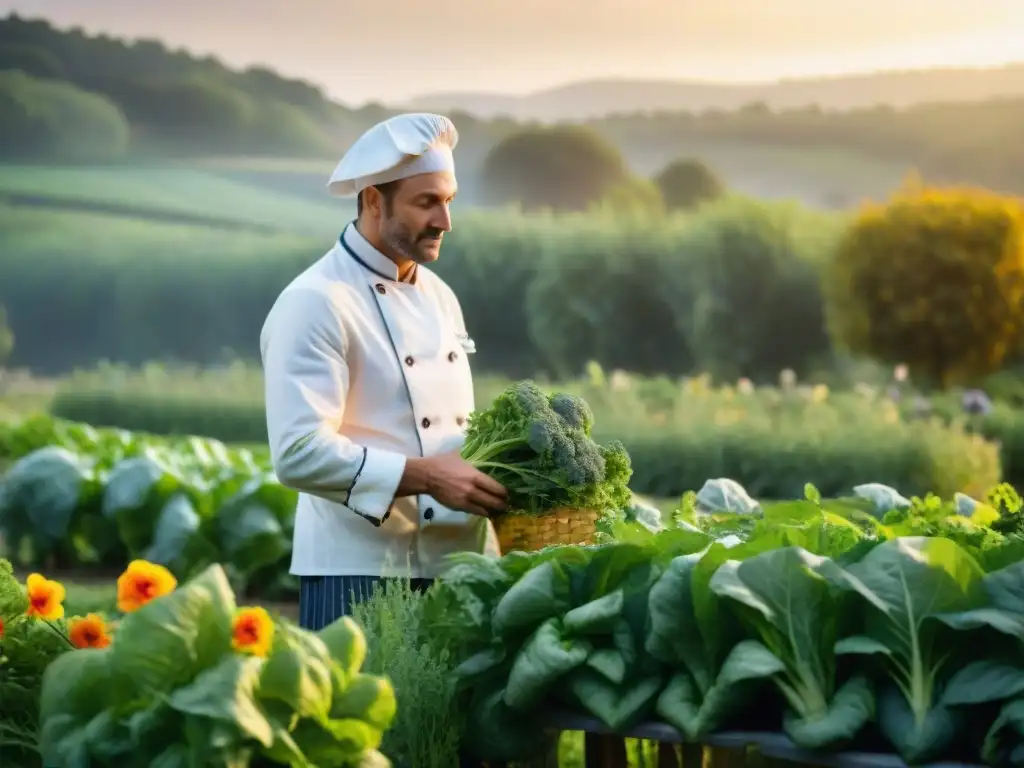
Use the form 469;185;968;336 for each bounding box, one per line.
826;536;984;761
168;654;274;748
142;493;202;571
715;639;788;687
38;713;90;768
656;640;785;740
149;744;192;768
943;659;1024;705
259;721;311;768
318;616;368;680
259;624;335;720
646;553;718;693
834;636;891;656
289;717;382;765
102;455;183;553
0;446;91;549
503;618;591;710
38;647;114;725
216;475;293;575
352;749;392;768
81;710;135;761
568;668;663;731
491;561;571;638
933;606;1024;637
709;547;854;743
37;649;115;767
126;700;185;749
454;647;507;685
876;684;960;764
563;589;623;635
330;673;397;732
110;563;236;694
935;558;1024;638
586;648;627;685
782;675;874;750
982;697;1024;766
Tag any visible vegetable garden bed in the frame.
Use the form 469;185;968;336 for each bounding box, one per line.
4;381;1024;767
420;479;1024;768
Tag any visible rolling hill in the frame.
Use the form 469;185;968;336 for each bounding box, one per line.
403;64;1024;121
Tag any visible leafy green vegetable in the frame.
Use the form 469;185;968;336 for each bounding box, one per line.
0;446;102;564
827;537;986;763
708;547;874;749
461;380;632;515
36;564;396;767
0;419;297;594
429;475;1024;765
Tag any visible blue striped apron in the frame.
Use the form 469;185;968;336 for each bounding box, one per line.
298;575;434;631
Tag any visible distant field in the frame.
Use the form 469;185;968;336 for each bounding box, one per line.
0;204;320;263
0;162;351;235
0;139;912;240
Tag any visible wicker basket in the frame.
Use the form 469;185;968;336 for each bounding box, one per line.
493;507;600;553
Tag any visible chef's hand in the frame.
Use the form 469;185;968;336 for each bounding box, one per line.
403;452;507;518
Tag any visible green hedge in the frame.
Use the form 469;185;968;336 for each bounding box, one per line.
2;198;840;381
50;390;267;445
47;388;1002;501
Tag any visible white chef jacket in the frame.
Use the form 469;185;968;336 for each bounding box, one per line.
260;222;500;578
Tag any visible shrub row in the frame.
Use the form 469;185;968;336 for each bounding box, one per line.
48;387;1002;501
2;198;841;381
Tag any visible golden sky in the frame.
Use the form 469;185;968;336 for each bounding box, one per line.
3;0;1022;104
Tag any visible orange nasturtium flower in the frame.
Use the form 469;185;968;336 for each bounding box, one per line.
68;613;112;649
25;573;66;620
232;607;274;658
117;560;177;613
0;616;5;638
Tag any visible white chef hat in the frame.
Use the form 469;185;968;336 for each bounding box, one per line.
327;113;459;198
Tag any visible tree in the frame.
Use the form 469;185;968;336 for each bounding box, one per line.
0;70;129;160
677;197;836;381
653;157;725;211
480;124;632;212
824;184;1024;387
0;304;13;367
0;42;63;79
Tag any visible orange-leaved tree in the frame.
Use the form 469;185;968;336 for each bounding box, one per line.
824;182;1024;388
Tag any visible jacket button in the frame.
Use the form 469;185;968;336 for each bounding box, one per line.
404;355;414;366
448;350;458;362
421;417;431;428
375;283;386;295
424;507;434;520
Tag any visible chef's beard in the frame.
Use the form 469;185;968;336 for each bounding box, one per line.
380;216;443;265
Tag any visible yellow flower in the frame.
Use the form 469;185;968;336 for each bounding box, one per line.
68;613;112;649
25;573;65;620
232;607;274;658
117;560;177;613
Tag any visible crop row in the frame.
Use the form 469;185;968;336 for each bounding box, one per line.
43;381;1004;500
0;406;1015;589
0;415;293;597
424;480;1024;765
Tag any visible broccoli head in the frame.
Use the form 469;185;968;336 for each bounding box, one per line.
460;381;632;516
549;392;594;435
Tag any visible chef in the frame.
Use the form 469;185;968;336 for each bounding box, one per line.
260;113;507;631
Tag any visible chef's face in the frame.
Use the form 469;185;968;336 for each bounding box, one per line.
376;172;457;264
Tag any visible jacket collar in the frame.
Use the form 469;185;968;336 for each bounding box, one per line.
339;221;417;284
